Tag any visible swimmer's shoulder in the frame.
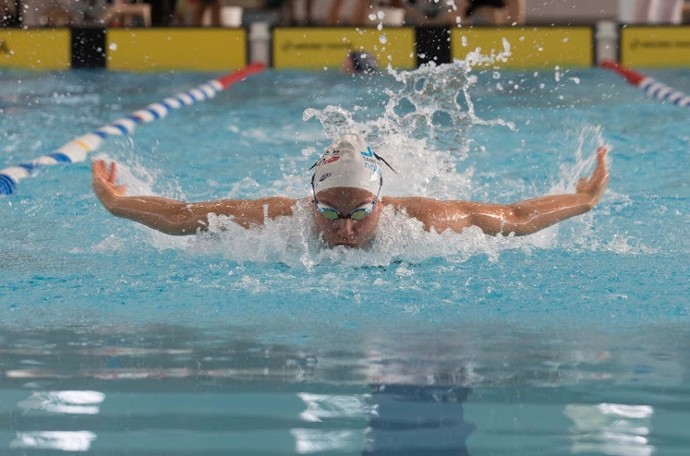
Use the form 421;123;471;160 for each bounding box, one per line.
382;195;430;207
382;196;442;216
382;196;476;233
382;196;473;217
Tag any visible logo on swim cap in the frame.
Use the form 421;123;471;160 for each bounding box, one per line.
311;133;382;196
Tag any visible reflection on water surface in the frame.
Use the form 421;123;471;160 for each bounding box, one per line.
0;323;687;455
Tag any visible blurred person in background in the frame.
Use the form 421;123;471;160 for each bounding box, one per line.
328;0;524;26
1;0;20;27
145;0;177;26
188;0;222;26
460;0;525;25
279;0;317;25
328;0;396;25
404;0;463;25
620;0;684;24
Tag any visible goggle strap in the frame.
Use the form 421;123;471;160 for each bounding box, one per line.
373;152;397;174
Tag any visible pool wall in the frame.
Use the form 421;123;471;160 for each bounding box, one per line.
1;24;689;71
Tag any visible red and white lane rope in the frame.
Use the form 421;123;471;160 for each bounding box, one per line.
601;60;690;108
0;62;265;196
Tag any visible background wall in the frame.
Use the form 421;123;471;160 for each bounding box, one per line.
524;0;618;23
286;0;620;25
15;0;686;27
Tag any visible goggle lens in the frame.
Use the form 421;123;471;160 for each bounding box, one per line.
319;207;341;221
348;208;371;221
316;202;375;221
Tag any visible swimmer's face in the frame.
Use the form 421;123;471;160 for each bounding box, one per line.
341;56;356;75
312;187;382;248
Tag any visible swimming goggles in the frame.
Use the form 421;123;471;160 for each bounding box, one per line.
311;174;382;221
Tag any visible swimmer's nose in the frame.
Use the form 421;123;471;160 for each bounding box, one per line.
335;219;356;237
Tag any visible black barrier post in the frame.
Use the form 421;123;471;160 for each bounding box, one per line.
415;27;451;67
71;27;107;69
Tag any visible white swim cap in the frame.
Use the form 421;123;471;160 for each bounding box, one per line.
311;134;383;196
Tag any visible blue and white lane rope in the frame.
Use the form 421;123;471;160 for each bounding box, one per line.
601;60;690;108
0;62;265;196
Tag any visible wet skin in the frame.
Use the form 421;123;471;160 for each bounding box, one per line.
92;147;608;244
311;187;382;248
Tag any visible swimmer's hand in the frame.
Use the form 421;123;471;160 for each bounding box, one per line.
576;146;609;207
92;159;127;210
91;159;297;235
91;158;203;233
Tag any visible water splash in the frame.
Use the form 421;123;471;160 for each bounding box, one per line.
552;124;607;194
302;58;518;200
305;58;515;158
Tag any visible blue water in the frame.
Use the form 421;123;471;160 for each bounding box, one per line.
1;63;689;455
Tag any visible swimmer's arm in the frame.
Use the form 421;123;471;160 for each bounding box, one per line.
92;160;296;235
102;196;296;235
387;147;609;236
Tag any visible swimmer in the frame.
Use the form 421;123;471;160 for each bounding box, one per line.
92;133;609;248
341;50;379;75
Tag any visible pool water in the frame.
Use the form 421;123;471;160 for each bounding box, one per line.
1;62;689;455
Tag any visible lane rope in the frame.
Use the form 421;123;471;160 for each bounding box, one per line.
601;60;690;108
0;62;265;196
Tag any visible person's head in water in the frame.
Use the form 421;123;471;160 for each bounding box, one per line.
310;133;392;248
342;50;378;75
